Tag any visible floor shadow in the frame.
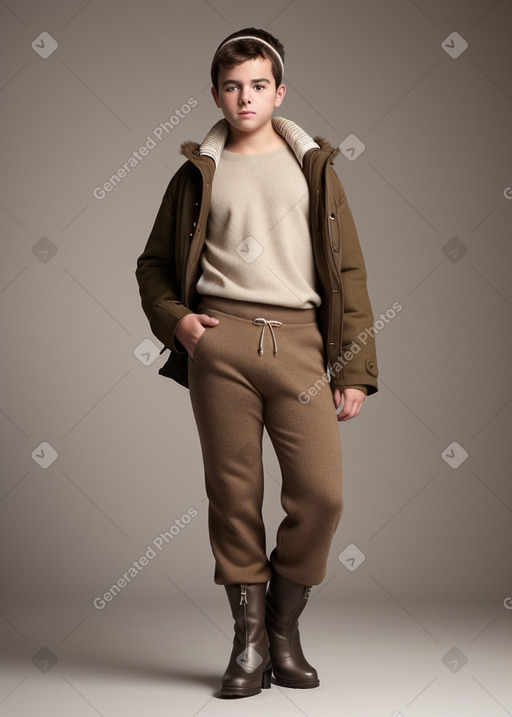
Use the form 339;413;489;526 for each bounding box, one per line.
0;643;222;693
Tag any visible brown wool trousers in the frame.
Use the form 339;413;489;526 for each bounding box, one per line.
187;296;344;587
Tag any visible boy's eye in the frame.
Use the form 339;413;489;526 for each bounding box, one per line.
224;85;266;92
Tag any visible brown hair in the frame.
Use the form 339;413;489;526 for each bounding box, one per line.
211;28;285;91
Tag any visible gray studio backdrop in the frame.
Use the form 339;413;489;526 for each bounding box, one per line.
1;0;511;619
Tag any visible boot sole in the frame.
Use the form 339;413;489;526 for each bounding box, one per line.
273;675;320;689
221;686;262;698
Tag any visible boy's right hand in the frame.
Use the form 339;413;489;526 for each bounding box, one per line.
175;313;220;359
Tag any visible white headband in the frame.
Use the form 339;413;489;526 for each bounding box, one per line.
217;35;285;77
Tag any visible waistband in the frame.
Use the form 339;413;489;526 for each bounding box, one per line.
197;295;318;324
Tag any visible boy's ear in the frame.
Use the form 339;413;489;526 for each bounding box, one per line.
274;83;286;109
211;86;221;108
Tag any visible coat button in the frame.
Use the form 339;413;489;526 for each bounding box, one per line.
365;359;378;377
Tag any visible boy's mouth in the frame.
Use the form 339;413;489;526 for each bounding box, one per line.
238;111;255;117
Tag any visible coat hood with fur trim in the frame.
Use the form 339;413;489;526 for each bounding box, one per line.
178;116;340;168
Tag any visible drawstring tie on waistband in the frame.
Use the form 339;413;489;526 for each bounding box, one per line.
252;318;283;356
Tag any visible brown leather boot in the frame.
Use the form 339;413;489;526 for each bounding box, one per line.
221;583;272;698
265;559;319;688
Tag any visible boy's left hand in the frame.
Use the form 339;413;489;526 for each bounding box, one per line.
333;388;365;421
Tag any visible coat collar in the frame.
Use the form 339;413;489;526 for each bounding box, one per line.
180;118;340;172
197;117;321;168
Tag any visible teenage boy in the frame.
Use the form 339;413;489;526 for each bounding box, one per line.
136;28;378;699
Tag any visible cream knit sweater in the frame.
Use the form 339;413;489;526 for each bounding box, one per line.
196;143;322;309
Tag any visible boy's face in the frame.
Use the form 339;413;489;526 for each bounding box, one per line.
211;56;286;133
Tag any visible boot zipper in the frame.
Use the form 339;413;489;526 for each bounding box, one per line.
240;584;249;662
240;584;248;605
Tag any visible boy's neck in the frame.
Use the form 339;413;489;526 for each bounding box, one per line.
224;120;286;155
